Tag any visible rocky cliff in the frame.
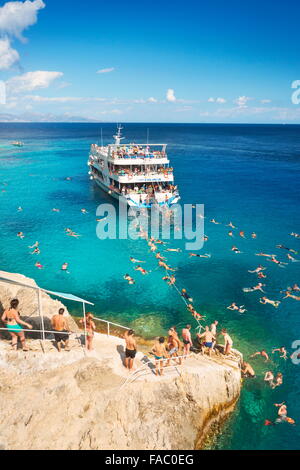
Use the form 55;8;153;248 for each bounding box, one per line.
0;272;241;450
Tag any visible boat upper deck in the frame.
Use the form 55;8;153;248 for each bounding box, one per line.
91;143;169;165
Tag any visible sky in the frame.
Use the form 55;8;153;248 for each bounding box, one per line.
0;0;300;123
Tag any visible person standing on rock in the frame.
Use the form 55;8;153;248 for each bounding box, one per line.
152;337;168;376
221;329;233;355
1;299;32;351
182;325;193;356
51;308;70;352
79;312;96;351
124;329;137;370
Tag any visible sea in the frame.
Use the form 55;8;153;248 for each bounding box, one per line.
0;122;299;450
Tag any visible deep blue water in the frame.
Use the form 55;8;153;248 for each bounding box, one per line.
0;123;300;450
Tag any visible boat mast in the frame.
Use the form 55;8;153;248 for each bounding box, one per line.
113;124;124;146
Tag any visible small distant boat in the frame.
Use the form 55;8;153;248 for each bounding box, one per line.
11;141;24;147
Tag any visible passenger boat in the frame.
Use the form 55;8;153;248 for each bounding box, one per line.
88;126;180;208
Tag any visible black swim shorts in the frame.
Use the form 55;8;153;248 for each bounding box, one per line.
54;331;69;343
125;348;137;359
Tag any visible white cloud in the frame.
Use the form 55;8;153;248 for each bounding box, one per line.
7;71;63;93
166;88;176;102
216;97;226;104
0;37;19;69
260;99;271;104
234;96;252;108
208;97;215;102
97;67;115;74
0;0;45;41
147;96;157;103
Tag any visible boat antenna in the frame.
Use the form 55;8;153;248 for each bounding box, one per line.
100;128;103;147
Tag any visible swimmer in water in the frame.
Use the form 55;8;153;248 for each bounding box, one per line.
17;207;23;212
228;231;234;237
227;303;247;313
81;209;88;214
260;296;281;308
158;260;176;271
134;265;149;275
250;350;269;362
231;246;242;253
189;253;211;258
31;247;40;255
124;274;135;285
61;263;69;272
276;244;297;254
163;275;176;286
243;282;265;293
28;242;39;249
274;403;295;425
130;257;145;263
251;232;257;239
227;222;236;229
202;235;209;242
290;232;300;239
210;219;221;225
156;252;166;261
242;362;256;378
255;252;275;258
17;232;25;239
272;347;288;360
287;253;299;262
264;371;275;388
239;231;246;238
35;262;44;269
257;272;267;279
274;373;283;388
181;289;193;303
268;256;288;267
165;248;182;253
282;291;300;301
52;208;60;212
248;265;266;274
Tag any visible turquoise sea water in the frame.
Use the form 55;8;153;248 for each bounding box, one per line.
0;123;299;450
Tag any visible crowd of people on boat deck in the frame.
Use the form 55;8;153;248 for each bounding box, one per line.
110;145;166;159
108;165;174;178
109;182;178;197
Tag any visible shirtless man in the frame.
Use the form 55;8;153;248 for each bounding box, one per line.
227;302;247;313
242;362;255;378
239;231;246;238
272;347;288;360
250;349;269;362
251;232;257;239
167;327;181;365
227;222;236;229
276;244;297;254
134;265;149;275
152;337;168;376
156;252;166;261
163;275;176;286
221;329;233;355
158;260;175;271
210;219;221;225
283;291;300;301
124;274;135;285
130;257;145;264
51;308;70;352
124;330;137;370
287;254;299;262
248;265;266;274
197;326;215;356
189;253;211;258
61;262;69;272
243;283;265;293
260;296;280;308
17;232;25;239
182;325;193;356
268;256;287;267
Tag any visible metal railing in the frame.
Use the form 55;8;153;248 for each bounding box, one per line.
120;353;194;389
92;316;130;336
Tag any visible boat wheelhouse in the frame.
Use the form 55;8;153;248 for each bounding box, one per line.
88;126;180;208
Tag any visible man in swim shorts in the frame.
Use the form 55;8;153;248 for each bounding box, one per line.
51;308;70;352
197;326;215;356
124;329;137;370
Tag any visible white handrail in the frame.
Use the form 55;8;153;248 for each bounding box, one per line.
120;353;194;389
92;316;130;336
